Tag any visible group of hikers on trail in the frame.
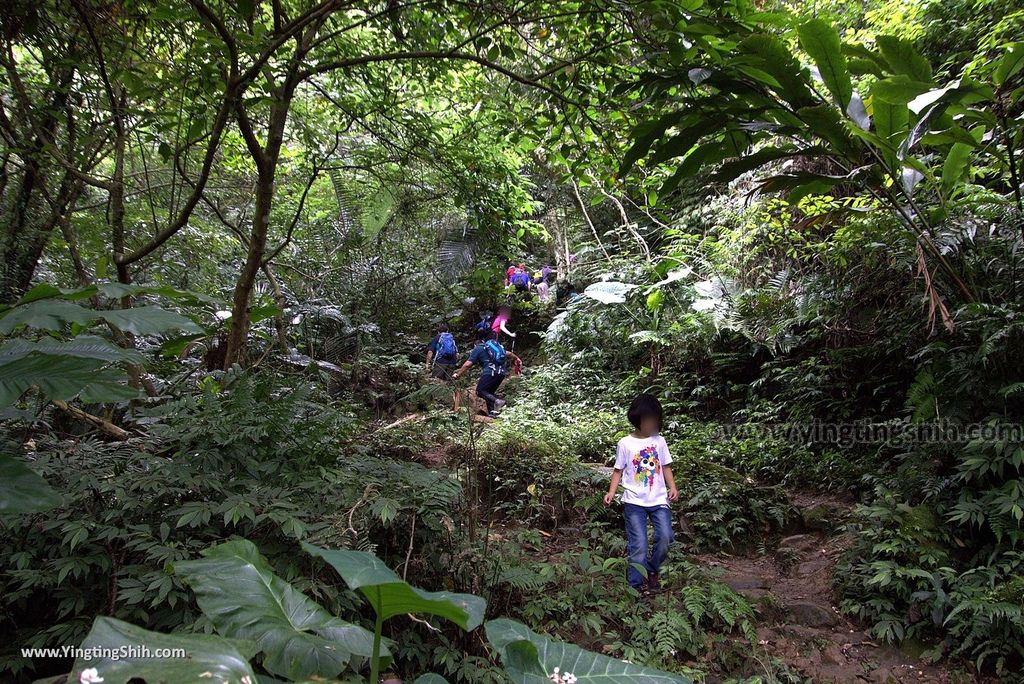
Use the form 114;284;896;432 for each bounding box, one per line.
426;329;675;591
505;262;553;302
422;279;676;593
424;308;520;417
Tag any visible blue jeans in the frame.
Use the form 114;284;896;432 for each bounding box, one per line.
623;503;674;588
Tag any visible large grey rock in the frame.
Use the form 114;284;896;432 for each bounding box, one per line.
787;600;840;628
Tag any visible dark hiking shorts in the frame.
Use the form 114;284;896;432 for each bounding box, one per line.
432;362;456;382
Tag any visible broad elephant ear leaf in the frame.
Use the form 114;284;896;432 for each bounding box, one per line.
303;544;486;629
69;616;257;684
485;619;693;683
0;452;61;513
174;539;380;681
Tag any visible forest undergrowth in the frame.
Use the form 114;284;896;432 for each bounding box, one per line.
3;0;1024;682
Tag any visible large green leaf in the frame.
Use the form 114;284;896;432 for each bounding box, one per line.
486;619;693;683
14;283;64;304
871;75;932;105
174;539;379;681
798;18;852;110
361;187;396;241
941;142;974;196
994;43;1024;86
69;617;257;684
876;35;932;83
872;93;909;142
0;352;138;407
757;172;848;204
99;306;202;335
649;121;719;166
843;42;888;76
871;92;910;171
303;544;486;630
0;300;96;333
0;299;200;335
737;33;815;108
661;138;740;193
0;336;143;365
95;282;221;307
0;453;61;514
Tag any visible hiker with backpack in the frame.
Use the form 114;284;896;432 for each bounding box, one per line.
475;311;494;335
534;268;550;303
452;328;520;417
510;263;532;294
425;323;459;382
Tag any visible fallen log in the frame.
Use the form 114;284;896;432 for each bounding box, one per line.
52;400;130;441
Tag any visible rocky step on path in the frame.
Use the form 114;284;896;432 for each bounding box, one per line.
696;502;963;684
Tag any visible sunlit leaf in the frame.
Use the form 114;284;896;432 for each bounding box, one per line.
798;19;852;110
582;281;637;305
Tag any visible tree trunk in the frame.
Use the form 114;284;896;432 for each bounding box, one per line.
262;263;290;352
0;65;76;301
223;97;291;367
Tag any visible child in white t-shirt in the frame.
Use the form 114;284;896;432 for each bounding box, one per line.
603;394;679;593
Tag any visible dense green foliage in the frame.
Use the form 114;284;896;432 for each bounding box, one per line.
2;0;1024;682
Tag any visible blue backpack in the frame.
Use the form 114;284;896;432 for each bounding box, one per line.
485;340;507;370
436;333;457;361
511;271;530;288
475;316;493;332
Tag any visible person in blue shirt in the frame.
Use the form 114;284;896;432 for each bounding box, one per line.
425;323;459;382
452;329;520;416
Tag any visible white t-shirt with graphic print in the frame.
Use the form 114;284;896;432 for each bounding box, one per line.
614;434;673;507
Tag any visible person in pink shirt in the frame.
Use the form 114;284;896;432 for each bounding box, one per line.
491;305;516;343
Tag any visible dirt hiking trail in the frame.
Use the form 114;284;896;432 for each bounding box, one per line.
691;495;973;683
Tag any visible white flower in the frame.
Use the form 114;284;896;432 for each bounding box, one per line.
79;669;104;684
547;668;578;684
